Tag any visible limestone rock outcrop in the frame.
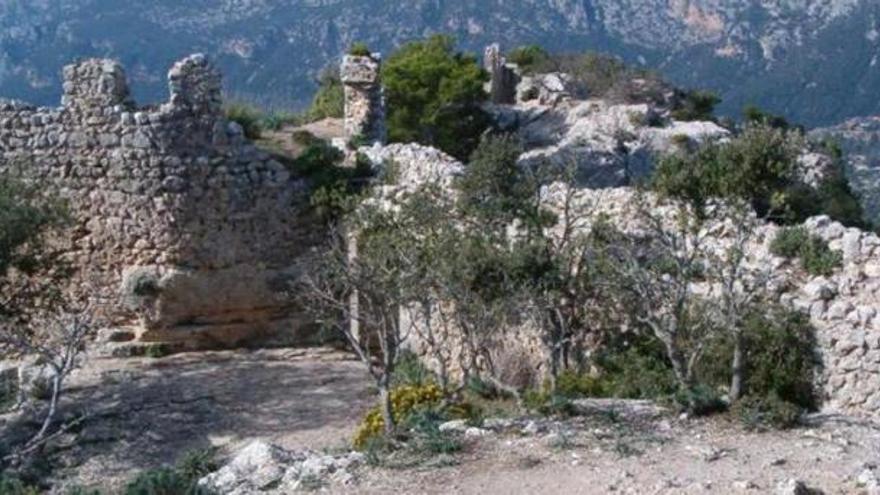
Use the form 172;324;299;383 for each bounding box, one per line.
495;99;730;187
198;440;363;494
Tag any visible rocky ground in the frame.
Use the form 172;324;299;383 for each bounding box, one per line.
42;348;373;493
19;348;878;494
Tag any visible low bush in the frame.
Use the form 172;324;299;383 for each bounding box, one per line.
0;475;39;495
304;69;344;122
594;334;678;400
698;306;820;428
348;42;372;57
555;370;607;399
122;448;218;495
506;45;550;72
392;351;435;388
175;449;218;484
771;227;842;276
673;384;726;417
353;383;443;450
732;393;804;430
223;103;263;140
670;90;720;122
769;226;809;258
285;140;373;222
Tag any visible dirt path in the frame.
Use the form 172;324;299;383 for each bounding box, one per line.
52;348;373;492
35;348;880;494
358;413;880;494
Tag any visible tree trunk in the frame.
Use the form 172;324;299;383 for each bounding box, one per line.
378;380;395;435
729;330;745;402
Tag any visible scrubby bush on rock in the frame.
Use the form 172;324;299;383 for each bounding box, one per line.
304;68;344;122
771;227;842;276
653;122;867;228
223;102;263;140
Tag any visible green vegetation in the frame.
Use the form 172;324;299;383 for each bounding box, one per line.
284;139;373;222
506;45;551;72
304;69;344;122
771;227;842;276
0;474;39;495
743;104;795;131
348;42;372;57
353;383;444;449
384;35;490;160
223;103;264;140
123;449;218;495
670;90;721;122
652;122;867;228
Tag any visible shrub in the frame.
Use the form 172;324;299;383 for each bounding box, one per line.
673;384;726;417
353;383;443;450
384;35;490;160
506;45;550;72
261;112;302;131
555;370;606;399
698;306;820;428
652;124;849;223
66;487;102;495
392;351;434;387
305;68;344;122
348;42;372;57
733;393;803;430
123;468;199;495
769;226;809;258
176;448;218;483
286;139;373;221
771;227;842;276
743;105;794;131
670;90;720;122
740;309;820;410
0;475;39;495
223;103;263;140
594;334;678;400
291;130;319;148
456;134;530;225
403;410;462;455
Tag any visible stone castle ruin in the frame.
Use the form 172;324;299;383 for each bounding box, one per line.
2;47;880;421
0;55;317;352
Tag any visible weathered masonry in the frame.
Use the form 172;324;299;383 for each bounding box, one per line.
0;55;317;351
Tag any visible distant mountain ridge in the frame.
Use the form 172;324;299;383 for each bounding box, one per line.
1;0;879;127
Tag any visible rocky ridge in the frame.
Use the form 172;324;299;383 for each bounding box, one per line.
1;1;879;125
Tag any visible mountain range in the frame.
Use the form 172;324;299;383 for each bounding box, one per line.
1;0;880;128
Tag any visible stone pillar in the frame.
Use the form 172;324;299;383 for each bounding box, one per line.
484;43;518;105
341;54;386;146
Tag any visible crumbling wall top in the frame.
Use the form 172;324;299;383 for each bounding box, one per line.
168;54;223;115
62;58;132;111
341;55;381;86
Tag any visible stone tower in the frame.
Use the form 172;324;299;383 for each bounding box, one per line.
340;53;386;145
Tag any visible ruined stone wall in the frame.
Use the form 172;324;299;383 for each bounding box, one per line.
0;55;316;349
551;188;880;419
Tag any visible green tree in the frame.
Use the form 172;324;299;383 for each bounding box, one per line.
384;35;490;161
